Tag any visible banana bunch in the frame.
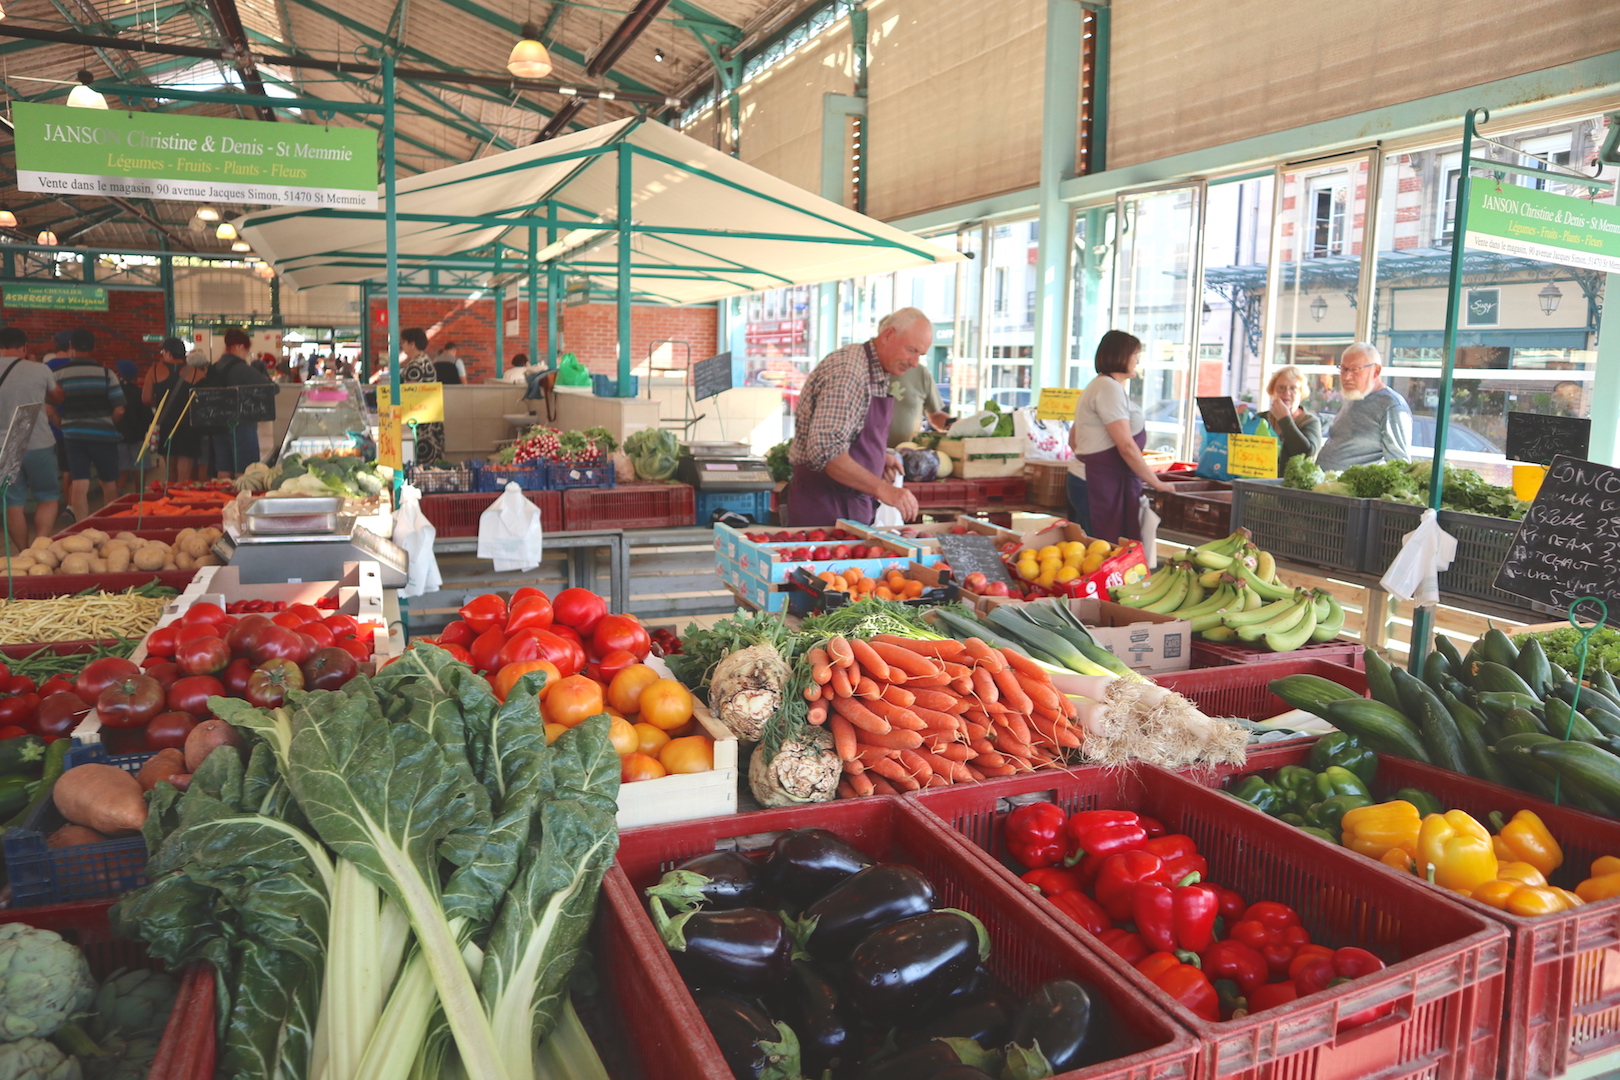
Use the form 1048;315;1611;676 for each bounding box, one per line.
1111;531;1346;652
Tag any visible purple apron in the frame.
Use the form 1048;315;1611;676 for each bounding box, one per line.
1081;428;1147;542
785;349;895;527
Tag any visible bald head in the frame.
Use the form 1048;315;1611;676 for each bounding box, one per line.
873;308;934;376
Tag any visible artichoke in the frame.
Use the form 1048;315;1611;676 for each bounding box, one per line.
0;1037;81;1080
0;925;95;1042
88;970;177;1042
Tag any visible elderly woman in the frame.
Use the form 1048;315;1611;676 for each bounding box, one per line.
1264;364;1323;470
1071;330;1175;542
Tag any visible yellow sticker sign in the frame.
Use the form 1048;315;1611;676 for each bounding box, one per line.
377;382;445;424
1227;433;1279;479
1037;387;1082;420
377;405;404;471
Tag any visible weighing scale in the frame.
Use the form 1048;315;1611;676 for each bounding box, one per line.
215;500;409;587
676;441;775;492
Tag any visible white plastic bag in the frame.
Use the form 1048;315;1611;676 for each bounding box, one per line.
477;482;544;572
393;484;442;598
947;411;1000;438
1021;413;1073;461
1380;507;1457;606
873;479;905;527
1138;493;1160;561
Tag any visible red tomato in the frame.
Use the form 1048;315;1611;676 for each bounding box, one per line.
177;635;231;676
145;626;178;659
2;675;35;696
597;649;639;685
301;647;358;691
592;614;651;662
285;603;323;625
301;622;336;649
272;611;307;630
437;642;472;665
333;636;372;663
0;691;38;730
174;621;219;647
551;588;607;636
510;586;547;605
246;659;304;708
145;711;198;751
37;675;73;699
288;632;318;665
459;595;508;635
143;662;182;692
181;601;227;627
226;614;273;658
96;675;165;729
168;675;225;716
0;661;8;682
505;595;554;634
251;624;306;664
322;614;360;640
548;624;583;647
530;629;582;678
34;692;89;740
220;657;254;699
438;620;475;648
468;627;508;673
74;657;141;706
497;630;548;670
0;726;28;741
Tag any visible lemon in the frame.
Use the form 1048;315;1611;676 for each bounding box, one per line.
1038;545;1060;561
1060;541;1084;558
1037;570;1057;587
1055;566;1080;583
1017;561;1041;581
1081;554;1105;573
1087;538;1113;555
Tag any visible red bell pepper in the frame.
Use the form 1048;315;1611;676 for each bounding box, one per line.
1137;952;1220;1022
1201;939;1268;995
1006;802;1068;869
1143;834;1208;883
1133;872;1219;955
1020;866;1083;896
1048;890;1111;935
1294;947;1391;1028
1230;917;1313;979
1241;900;1302;930
1286;944;1336;981
1244;980;1299;1015
1098;928;1149;965
1138;814;1168;838
1209;884;1247;924
1094;849;1168;920
1331;947;1386;979
1063;809;1146;865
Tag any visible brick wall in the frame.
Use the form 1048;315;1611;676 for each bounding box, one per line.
0;287;166;373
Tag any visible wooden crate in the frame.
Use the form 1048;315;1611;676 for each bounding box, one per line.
1023;459;1070;508
937;436;1025;478
615;701;738;828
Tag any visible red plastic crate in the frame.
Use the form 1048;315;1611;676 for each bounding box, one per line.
0;570;197;602
1156;658;1369;722
1198;745;1620;1080
969;476;1028;505
1192;636;1366;670
4;899;159;980
909;480;978;509
417;490;562;537
561;482;695;531
0;639;123;659
911;767;1508;1080
607;796;1204;1080
63;513;221;535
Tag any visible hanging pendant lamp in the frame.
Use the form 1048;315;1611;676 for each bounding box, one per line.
508;22;553;79
216;221;238;240
0;210;16;228
66;69;107;109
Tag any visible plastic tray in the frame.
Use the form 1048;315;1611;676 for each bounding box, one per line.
1209;745;1620;1080
1148;481;1233;539
404;463;474;494
606;796;1205;1080
562;483;695;531
693;488;773;525
416;491;562;537
1155;658;1369;721
1191;636;1366;670
970;476;1028;505
1230;479;1370;572
2;743;152;907
912;767;1509;1080
471;460;549;492
909;480;978;508
1363;502;1531;612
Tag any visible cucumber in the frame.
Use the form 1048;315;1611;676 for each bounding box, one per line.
1479;627;1521;669
1527;740;1620;814
1580;703;1620;740
1;738;67;832
1268;674;1365;718
1546;697;1607;743
1549;662;1572;688
1477;692;1546;722
0;776;30;821
1472;661;1540;698
1513;637;1553;699
1492;707;1547;741
1394;668;1466;773
1595;666;1620;705
1422;651;1453;697
1443;689;1512;784
1495;733;1617;814
1363;650;1403;711
1490;742;1562;802
1322;698;1431;761
1434;634;1466;676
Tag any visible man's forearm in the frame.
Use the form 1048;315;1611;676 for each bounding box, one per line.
823;452;884;497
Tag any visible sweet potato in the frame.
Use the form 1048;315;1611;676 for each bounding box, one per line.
52;763;147;834
136;748;188;792
47;824;107;848
185;719;243;771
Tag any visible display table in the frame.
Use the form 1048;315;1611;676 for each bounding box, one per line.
433;527;630;612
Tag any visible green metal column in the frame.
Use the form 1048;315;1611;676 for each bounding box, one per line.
617;143;633;395
528;222;541;372
83;252;95;284
546;210;560;369
384;54;401;409
159;254;176;337
1590;271;1620;467
1073;203;1111;373
359;280;372;381
1032;0;1083;393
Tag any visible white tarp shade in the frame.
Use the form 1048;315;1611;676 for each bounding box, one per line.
238;118;961;304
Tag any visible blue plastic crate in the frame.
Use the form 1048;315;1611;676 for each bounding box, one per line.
471;460;549;492
591;373;640;397
542;458;615;490
3;743;154;907
695;489;774;525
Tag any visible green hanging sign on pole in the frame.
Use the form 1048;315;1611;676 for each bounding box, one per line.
1;284;109;311
12;101;378;210
1464;183;1620;273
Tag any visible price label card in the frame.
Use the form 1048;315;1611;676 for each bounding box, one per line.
1037;387;1082;420
1227;434;1278;479
378;382;445;424
377;405;404;470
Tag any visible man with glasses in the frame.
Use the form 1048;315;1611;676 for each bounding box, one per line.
1317;342;1412;470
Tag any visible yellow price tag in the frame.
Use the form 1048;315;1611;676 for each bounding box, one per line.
377;405;404;470
1037;387;1082;421
1227;434;1279;479
378;382;445;423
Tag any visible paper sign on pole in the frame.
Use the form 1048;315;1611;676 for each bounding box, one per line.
1464;184;1620;274
377;406;404;471
1227;434;1278;479
377;383;445;423
1036;387;1082;420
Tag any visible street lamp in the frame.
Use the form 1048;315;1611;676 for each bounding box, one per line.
1309;295;1328;322
1538;282;1563;316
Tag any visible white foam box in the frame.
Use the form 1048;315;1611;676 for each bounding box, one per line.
615;657;738;828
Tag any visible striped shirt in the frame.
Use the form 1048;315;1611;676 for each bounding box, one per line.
56;358;125;443
788;341;889;471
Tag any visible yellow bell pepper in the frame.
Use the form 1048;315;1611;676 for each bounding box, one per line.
1506;885;1580;917
1381;846;1416;872
1342;801;1423;860
1591;856;1620;878
1497;861;1548;887
1492;810;1563;876
1576;871;1620;903
1471;879;1519;910
1418;810;1499;894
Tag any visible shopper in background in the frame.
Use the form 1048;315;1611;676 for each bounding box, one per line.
400;328;445;466
113;359;152;490
144;337;207;482
200;327;273;478
433;341;466;385
1263;365;1323;470
1071;330;1174;543
500;353;532;385
43;330;72;371
56;329;125;523
886;361;950;447
0;327;65;548
1317;342;1412;470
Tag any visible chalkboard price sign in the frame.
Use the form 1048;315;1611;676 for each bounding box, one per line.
693;351;733;402
186;387;241;428
238;384;279;424
1494;454;1620;622
1506;411;1591;467
1196;396;1243;435
937;533;1016;587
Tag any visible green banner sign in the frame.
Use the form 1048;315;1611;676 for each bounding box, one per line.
2;284;109;311
13;101;377;210
1465;183;1620;273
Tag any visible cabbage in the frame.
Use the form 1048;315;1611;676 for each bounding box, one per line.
901;450;939;483
625;428;681;481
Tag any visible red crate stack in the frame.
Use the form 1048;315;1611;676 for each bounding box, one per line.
417;490;562;537
969;475;1027;505
1156;658;1369;721
561;482;695;530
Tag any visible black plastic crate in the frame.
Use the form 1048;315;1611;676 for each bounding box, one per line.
405;464;474;494
1230;478;1370;571
1364;501;1532;611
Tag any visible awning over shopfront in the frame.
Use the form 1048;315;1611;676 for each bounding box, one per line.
236;118;962;305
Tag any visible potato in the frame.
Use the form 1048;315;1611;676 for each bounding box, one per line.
59;552;91;575
59;536;94;554
47;824;107;848
89;558;107;573
163;557;177;570
146;540;172;556
175;551;195;571
29;536;50;552
132;546;166;571
136;748;188;792
47;541;67;561
180;535;209;559
52;763;146;834
115;531;139;544
11;554;34;569
79;529;108;546
185;719;244;772
33;548;58;569
26;564;50;576
175;528;197;547
194;554;220;568
201;527;223;543
106;545;130;572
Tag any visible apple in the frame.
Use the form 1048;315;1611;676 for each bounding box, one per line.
807;529;827;542
812;546;833;560
833;545;851;559
950;525;969;535
984;581;1011;597
964;571;989;593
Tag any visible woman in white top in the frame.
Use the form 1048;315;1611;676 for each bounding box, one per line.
1070;330;1174;542
500;354;533;385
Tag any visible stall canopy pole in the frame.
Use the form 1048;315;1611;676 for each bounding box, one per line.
617;143;633;395
529;222;541;373
546;213;560;370
384;54;402;427
360;280;372;381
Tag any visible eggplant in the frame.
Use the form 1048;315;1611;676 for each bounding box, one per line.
769;960;852;1075
802;864;936;959
668;851;769;910
694;991;801;1080
851;1040;964;1080
901;998;1013;1049
1007;979;1095;1073
846;910;991;1027
765;827;874;907
650;896;793;994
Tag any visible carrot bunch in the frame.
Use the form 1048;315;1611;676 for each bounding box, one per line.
803;633;1083;797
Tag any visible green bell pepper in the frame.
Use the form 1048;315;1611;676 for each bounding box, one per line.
1311;792;1373;835
1275;765;1319;797
1229;775;1284;815
1394;787;1445;818
1301;826;1339;843
1280;812;1307;827
1309;732;1379;787
1315;765;1371;801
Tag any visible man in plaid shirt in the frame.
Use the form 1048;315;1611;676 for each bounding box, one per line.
784;308;934;525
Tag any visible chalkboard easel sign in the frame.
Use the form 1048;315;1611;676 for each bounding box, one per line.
1494;454;1619;622
693;351;734;402
1506;411;1591;467
238;384;279;424
937;533;1016;587
1196;396;1244;435
186;387;242;428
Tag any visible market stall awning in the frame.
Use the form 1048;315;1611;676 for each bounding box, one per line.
237;118;962;304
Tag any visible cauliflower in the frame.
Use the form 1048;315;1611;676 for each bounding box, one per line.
0;1037;81;1080
0;925;95;1042
88;970;176;1042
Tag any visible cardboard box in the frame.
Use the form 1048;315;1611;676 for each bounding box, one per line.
979;596;1192;674
1015;522;1150;601
938;436;1026;478
848;515;1023;556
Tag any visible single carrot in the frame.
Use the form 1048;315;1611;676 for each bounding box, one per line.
849;639;892;681
941;661;972;679
981;699;1010;716
837;780;859;799
821;683;836;700
843;756;866;774
1059;693;1079;719
924;773;949;788
869;756;921;791
869;774;900;796
964;763;987;781
909;704;963;730
994;727;1038;761
920;749;975;783
868;640;943;677
808;647;833;685
978;762;1018;777
962;719;990;740
911;689;969;713
1000;647;1048;679
856;676;882;700
1029;712;1082;749
971;666;999;704
875;635;968;660
807;701;829;726
868;697;927;729
829;715;858;760
803;684;822;701
1017;674;1062;713
963;637;1006;671
993;666;1035;714
846;770;875;797
855;744;896;767
905;672;951;688
886;669;908;686
898;749;934;784
1000;710;1034;745
936;742;974;762
920;731;954;753
881;684;916;708
858;726;925;751
831;694;893;735
827;636;855;666
830;665;855;698
951;676;974;696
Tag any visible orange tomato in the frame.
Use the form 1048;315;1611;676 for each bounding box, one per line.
639;678;694;731
544;723;568;745
607;664;661;716
633;722;671;757
489;659;560;702
607;716;638;756
544;673;605;728
845;566;863;582
875;586;896;601
659;735;713;774
903;579;924;599
621;752;667;782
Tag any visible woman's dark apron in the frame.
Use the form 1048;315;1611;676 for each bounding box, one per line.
785;353;894;527
1081;428;1146;542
